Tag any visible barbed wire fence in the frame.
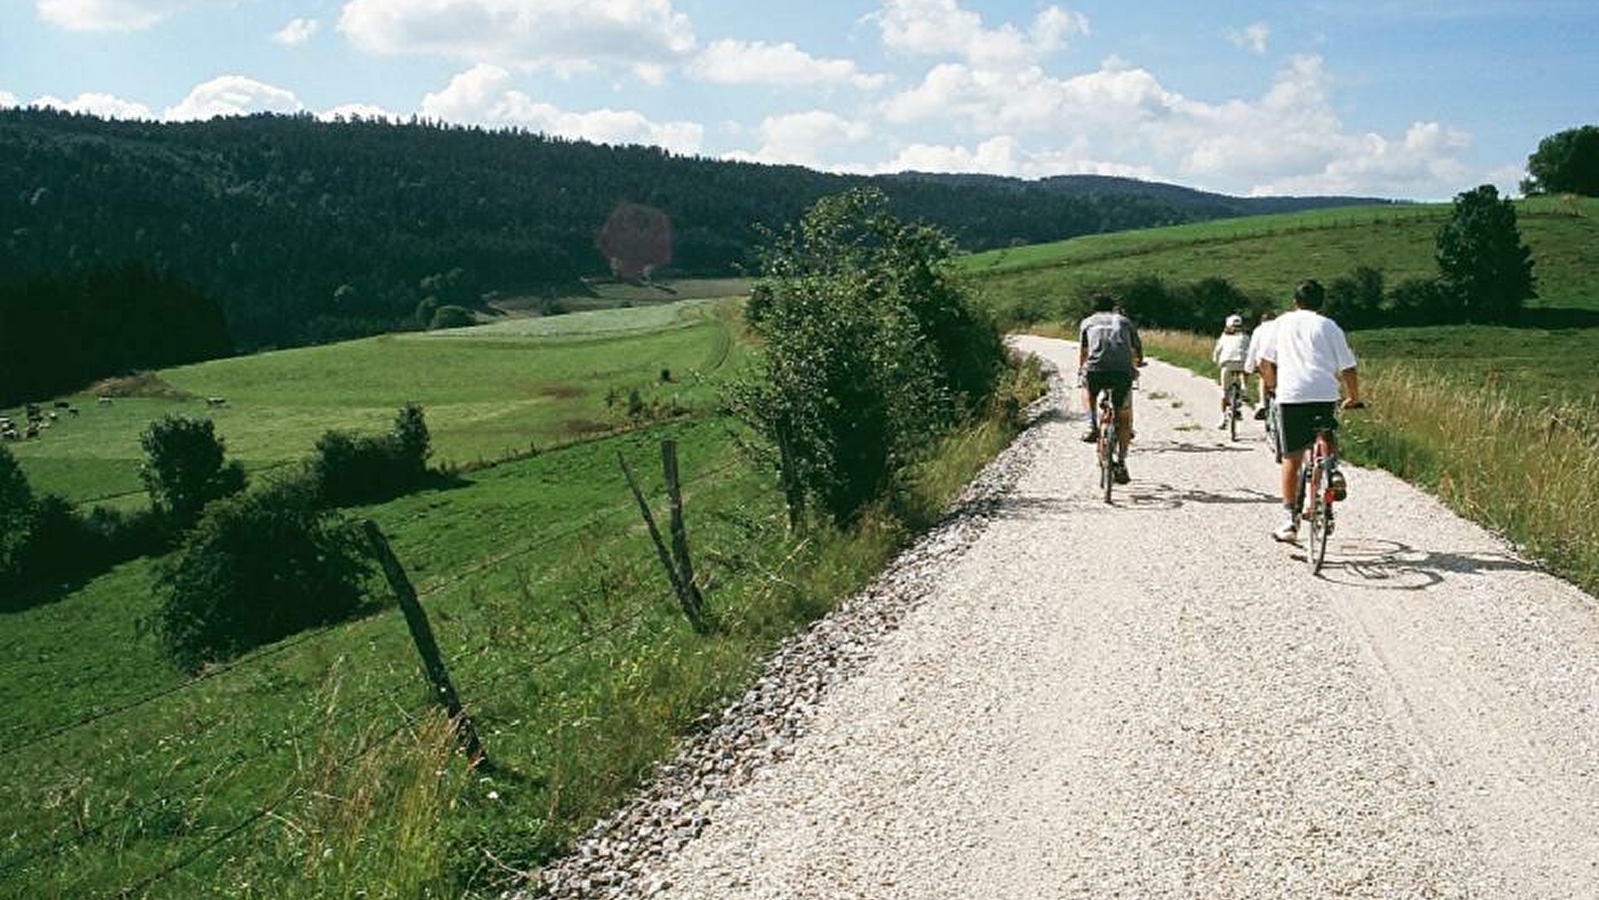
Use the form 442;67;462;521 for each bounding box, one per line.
0;443;776;898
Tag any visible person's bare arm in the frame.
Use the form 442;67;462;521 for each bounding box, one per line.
1339;367;1361;408
1258;360;1277;393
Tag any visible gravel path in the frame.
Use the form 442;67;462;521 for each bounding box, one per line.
536;337;1599;899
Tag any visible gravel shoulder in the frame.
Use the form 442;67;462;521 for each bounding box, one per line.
534;336;1599;899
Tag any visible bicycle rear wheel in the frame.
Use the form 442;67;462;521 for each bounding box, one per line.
1100;422;1115;504
1305;461;1328;573
1227;384;1239;442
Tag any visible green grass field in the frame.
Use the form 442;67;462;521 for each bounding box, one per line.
0;293;1043;899
3;298;741;506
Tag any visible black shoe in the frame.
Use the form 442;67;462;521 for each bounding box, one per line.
1253;407;1268;421
1113;463;1130;485
1081;428;1098;443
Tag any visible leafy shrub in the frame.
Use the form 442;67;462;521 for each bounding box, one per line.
1386;277;1452;326
428;305;475;329
155;481;371;672
1327;266;1385;329
308;404;432;507
732;188;1005;525
1073;275;1268;333
139;415;248;529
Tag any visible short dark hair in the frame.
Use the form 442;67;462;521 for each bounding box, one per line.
1294;279;1325;310
1090;293;1116;312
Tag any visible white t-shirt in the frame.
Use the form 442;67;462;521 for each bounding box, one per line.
1258;309;1357;404
1213;332;1250;367
1244;320;1276;373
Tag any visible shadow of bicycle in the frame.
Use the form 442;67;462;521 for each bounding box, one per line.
1309;538;1539;591
995;482;1277;518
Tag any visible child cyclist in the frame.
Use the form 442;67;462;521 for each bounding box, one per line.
1212;314;1250;429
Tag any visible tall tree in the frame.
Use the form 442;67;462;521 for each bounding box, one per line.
1435;185;1536;323
1521;125;1599;196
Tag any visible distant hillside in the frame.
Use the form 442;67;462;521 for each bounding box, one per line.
890;171;1400;218
3;109;1385;351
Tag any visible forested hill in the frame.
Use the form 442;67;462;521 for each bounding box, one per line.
2;109;1380;350
890;172;1397;218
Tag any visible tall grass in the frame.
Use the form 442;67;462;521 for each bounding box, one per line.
1140;330;1599;594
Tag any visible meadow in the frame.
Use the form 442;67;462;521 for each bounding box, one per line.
3;298;738;507
0;294;1044;899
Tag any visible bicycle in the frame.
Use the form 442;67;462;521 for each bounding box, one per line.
1262;392;1280;462
1293;402;1363;573
1095;386;1121;504
1223;372;1246;442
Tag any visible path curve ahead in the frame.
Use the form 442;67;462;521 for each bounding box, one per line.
620;338;1599;899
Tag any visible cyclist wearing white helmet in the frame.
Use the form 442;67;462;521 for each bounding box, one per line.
1212;313;1250;429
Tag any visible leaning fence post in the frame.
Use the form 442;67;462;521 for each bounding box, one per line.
660;440;707;621
362;519;485;762
618;450;710;634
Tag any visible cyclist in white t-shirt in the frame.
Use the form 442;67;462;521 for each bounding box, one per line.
1212;314;1250;429
1256;280;1363;543
1245;310;1277;420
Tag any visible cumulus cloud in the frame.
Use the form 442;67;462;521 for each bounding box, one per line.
870;0;1088;69
30;91;153;119
878;53;1474;197
319;103;399;122
272;17;319;46
1226;22;1270;55
338;0;696;80
724;110;871;167
0;89;17;108
419;64;703;153
688;40;887;90
865;134;1153;179
36;0;220;31
165;75;303;120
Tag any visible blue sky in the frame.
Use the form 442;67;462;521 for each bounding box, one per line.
2;0;1594;199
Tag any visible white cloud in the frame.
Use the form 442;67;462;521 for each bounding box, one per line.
319;103;399;122
30;91;153;119
724;110;870;167
688;40;887;90
878;53;1475;198
338;0;696;79
35;0;220;31
272;17;319;46
419;64;703;154
165;75;303;120
1226;22;1270;55
0;90;17;108
866;134;1153;179
870;0;1088;69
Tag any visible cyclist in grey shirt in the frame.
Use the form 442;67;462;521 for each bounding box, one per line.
1077;294;1144;483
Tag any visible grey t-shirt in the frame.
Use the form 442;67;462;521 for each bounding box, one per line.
1078;312;1142;373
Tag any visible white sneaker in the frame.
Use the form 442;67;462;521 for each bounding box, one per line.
1272;518;1299;543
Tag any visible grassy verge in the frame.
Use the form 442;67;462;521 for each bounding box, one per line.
0;356;1045;900
1141;330;1599;596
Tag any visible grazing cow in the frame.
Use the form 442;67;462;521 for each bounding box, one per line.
53;401;69;409
25;423;39;439
68;407;79;417
47;411;58;421
205;397;228;409
97;397;112;406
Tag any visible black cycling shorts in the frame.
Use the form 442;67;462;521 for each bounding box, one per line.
1085;371;1134;410
1277;402;1338;455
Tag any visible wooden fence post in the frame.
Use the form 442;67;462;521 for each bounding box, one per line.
618;450;710;634
660;440;707;619
362;519;485;762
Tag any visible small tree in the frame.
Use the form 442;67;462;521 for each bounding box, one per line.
428;305;474;330
1435;184;1536;323
1522;125;1599;196
156;482;370;672
0;447;35;579
139;416;248;529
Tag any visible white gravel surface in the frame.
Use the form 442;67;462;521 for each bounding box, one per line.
536;337;1599;899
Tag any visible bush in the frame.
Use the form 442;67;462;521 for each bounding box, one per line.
308;404;432;506
732;189;1004;525
428;305;474;329
1386;277;1452;326
1327;266;1385;329
155;481;371;672
139;415;248;529
1073;275;1267;333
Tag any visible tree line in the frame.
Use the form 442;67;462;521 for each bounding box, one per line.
4;108;1312;354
